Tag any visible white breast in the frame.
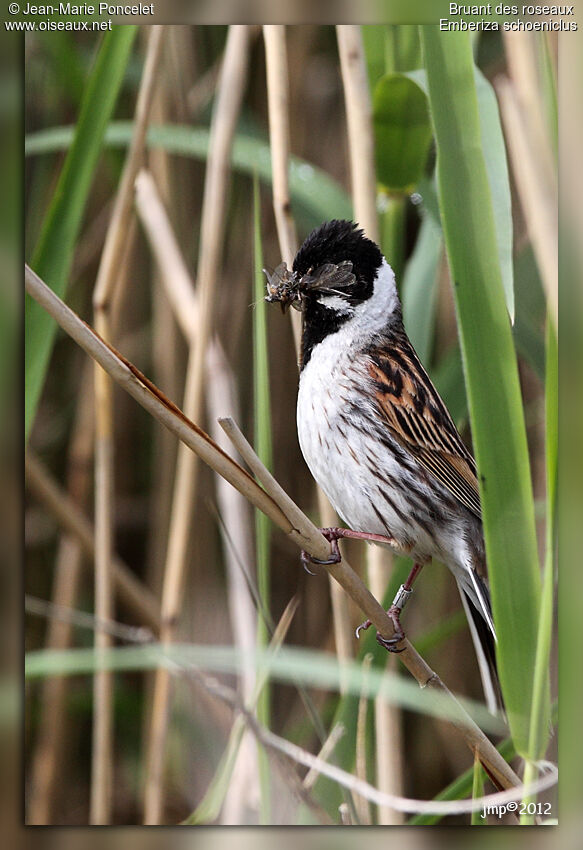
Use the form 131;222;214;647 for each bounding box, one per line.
297;341;365;527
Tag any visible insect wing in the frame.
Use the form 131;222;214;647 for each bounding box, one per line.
302;260;356;294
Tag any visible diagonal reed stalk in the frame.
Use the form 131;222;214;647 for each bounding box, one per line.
25;452;161;631
143;25;252;824
135;166;260;822
25;262;522;793
262;25;356;693
337;23;403;824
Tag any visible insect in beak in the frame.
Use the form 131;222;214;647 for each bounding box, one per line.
263;262;302;312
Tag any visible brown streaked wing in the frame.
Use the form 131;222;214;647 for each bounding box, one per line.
367;342;482;519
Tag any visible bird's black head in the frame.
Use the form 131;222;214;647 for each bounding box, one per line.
293;219;383;304
292;220;384;368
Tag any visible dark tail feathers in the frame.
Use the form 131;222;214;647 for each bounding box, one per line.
460;586;505;716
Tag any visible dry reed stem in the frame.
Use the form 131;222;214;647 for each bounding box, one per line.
241;714;555;819
25;452;161;631
143;25;252;824
24;267;321;553
354;653;373;824
302;723;345;792
497;35;557;326
185;597;299;824
136;172;258;692
89;28;165;824
262;24;355;673
138;84;180;837
170;657;555;820
206;362;258;687
25;264;522;793
134;170;198;336
145;61;180;589
90;315;115;825
369;545;403;824
337;24;404;819
263;24;301;351
26;370;94;824
135;172;259;718
502;31;555;190
207;349;261;822
374;651;404;825
27;537;83;824
93;25;165;310
263;25;298;268
319;495;354;674
336;25;379;242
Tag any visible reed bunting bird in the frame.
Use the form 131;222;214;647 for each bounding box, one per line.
265;219;502;713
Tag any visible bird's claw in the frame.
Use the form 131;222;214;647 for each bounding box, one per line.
300;530;342;570
375;632;406;653
355;618;372;639
355;601;407;653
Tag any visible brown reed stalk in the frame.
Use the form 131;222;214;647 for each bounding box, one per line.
143;26;252;824
263;25;298;269
135;167;260;821
496;34;557;327
336;24;404;821
89;26;165;824
26;375;94;824
336;25;378;239
354;653;373;824
25;452;161;631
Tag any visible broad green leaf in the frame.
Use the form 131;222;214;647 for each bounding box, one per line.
513;246;546;380
25;28;137;443
421;28;541;754
401;210;442;365
25;122;353;233
474;68;514;323
362;24;389;88
373;73;432;193
386;24;422;72
408;67;514;322
431;345;468;428
521;319;555;821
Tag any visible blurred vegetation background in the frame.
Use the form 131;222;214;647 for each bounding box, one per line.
24;24;556;825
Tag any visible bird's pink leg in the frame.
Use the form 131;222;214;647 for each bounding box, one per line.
301;526;399;569
356;562;425;653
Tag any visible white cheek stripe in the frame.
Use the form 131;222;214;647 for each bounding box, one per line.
314;258;400;344
317;294;354;315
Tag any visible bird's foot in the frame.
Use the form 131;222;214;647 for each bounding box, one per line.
355;583;415;653
301;526;398;573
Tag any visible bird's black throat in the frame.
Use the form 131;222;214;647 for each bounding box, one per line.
300;299;353;369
